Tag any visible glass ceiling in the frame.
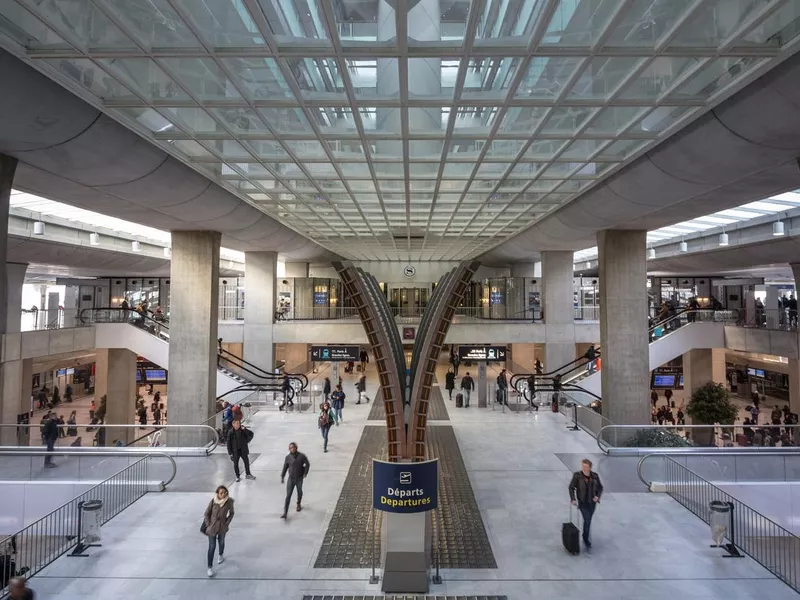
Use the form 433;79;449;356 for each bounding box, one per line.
574;190;800;261
10;190;246;263
1;0;799;261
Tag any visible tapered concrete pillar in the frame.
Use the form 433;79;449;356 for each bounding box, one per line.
168;231;220;433
244;251;277;373
510;263;538;278
94;348;136;445
542;251;575;373
598;230;649;425
682;349;726;397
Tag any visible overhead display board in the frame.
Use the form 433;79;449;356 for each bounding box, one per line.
310;345;360;362
457;346;507;361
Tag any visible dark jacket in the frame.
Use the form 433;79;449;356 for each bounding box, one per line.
356;377;366;393
281;376;291;392
496;373;508;390
527;375;536;394
445;372;455;390
43;417;59;442
323;379;331;395
585;346;597;361
460;375;474;391
226;427;252;456
331;390;345;409
360;350;368;362
568;471;604;505
281;451;310;480
203;497;234;536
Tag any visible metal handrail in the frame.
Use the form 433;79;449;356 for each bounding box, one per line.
596;423;800;455
0;450;177;488
0;424;219;455
649;454;800;593
0;453;170;593
636;451;800;489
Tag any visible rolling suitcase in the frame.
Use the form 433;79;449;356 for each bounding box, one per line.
455;393;463;408
562;506;580;555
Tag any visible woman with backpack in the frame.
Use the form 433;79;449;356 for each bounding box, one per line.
318;400;338;453
202;485;234;578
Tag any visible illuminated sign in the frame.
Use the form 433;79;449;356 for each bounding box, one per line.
457;346;507;361
373;459;438;513
310;346;360;362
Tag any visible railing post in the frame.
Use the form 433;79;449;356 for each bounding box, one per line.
568;403;579;431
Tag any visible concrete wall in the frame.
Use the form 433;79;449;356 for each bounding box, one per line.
724;326;800;359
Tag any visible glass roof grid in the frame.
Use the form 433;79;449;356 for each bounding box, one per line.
740;0;800;48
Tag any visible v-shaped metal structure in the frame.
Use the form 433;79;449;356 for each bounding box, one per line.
334;260;479;461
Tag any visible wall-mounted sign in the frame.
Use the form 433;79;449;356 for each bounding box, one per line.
403;327;416;340
403;265;416;278
458;346;507;362
310;345;360;362
144;369;167;382
373;459;438;513
313;291;329;305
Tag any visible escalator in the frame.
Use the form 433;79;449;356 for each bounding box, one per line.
78;308;308;394
510;350;600;392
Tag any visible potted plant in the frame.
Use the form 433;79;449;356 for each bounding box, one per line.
686;382;738;446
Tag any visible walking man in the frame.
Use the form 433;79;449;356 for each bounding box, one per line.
496;368;509;405
42;412;59;468
460;372;475;407
226;420;256;482
330;384;345;423
280;442;310;519
359;348;368;373
568;458;604;548
279;375;294;411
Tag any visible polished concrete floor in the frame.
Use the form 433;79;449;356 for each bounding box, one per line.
22;361;799;599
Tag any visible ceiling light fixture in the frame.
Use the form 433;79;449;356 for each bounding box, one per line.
132;240;141;252
679;240;688;252
773;221;785;236
90;233;100;245
647;247;655;259
719;232;729;246
584;261;591;270
163;247;171;258
33;221;45;235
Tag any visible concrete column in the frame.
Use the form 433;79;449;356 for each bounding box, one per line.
542;251;575;372
0;154;15;332
765;285;781;328
682;349;726;397
789;359;800;415
244;251;277;372
94;348;136;445
597;230;650;425
5;263;27;334
168;231;220;432
284;262;309;278
0;358;33;445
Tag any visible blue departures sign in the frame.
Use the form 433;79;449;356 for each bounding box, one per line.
372;459;438;513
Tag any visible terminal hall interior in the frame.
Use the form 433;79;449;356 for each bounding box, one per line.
3;1;800;598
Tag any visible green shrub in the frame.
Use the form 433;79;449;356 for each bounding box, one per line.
623;429;692;447
686;382;738;425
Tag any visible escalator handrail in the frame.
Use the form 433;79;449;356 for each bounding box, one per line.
0;449;178;488
218;343;309;389
510;351;600;390
637;450;800;489
649;307;741;334
79;307;169;332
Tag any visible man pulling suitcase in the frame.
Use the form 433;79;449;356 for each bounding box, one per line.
567;458;604;549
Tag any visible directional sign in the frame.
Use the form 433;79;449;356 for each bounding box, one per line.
457;346;507;362
310;345;360;362
373;459;438;513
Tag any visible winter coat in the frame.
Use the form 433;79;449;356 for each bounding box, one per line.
204;497;234;536
445;372;455;391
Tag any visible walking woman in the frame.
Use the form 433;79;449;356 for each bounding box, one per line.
318;400;338;453
66;410;78;437
323;376;331;402
445;368;455;400
203;485;234;578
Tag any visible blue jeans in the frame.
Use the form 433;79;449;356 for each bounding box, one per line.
321;425;330;450
578;503;596;543
207;533;226;567
333;407;342;422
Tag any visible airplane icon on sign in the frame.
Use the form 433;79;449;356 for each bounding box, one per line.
399;472;412;485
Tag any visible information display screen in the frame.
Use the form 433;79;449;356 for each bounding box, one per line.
56;368;66;377
144;369;167;382
66;367;75;375
457;346;507;361
747;367;766;378
653;374;676;387
136;369;142;383
310;346;360;362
